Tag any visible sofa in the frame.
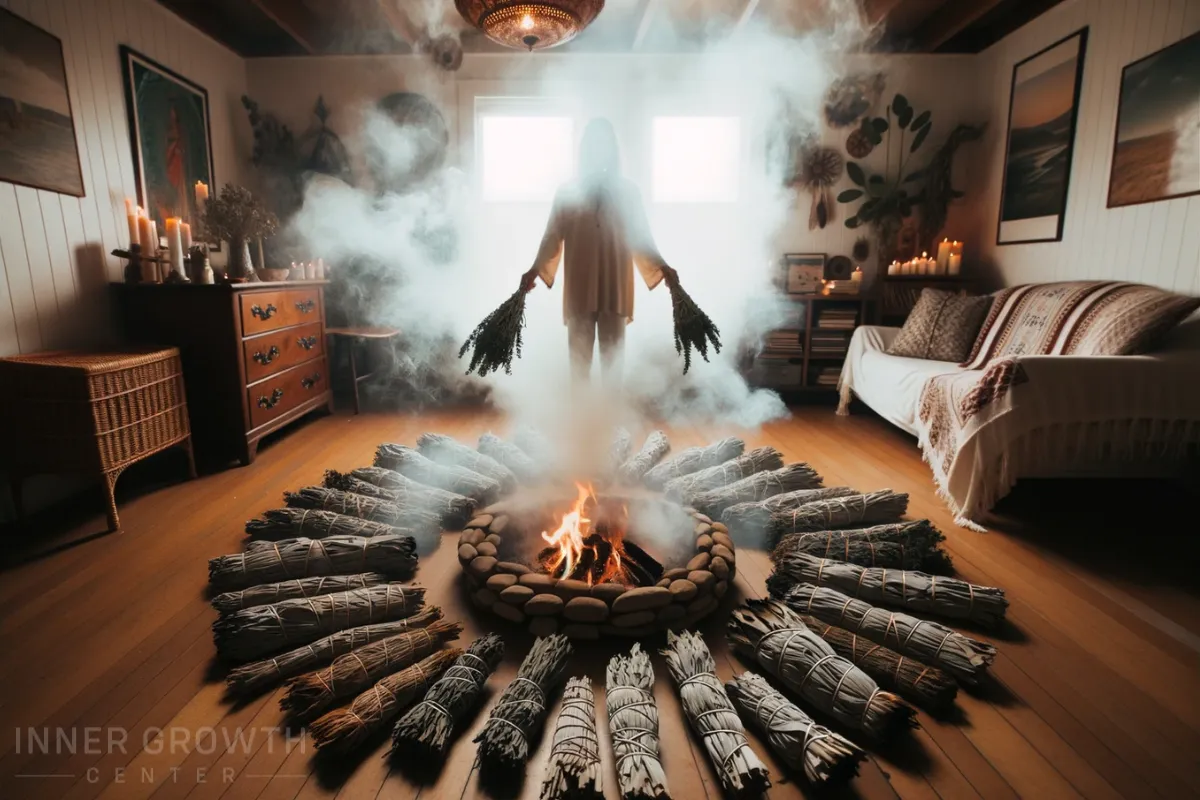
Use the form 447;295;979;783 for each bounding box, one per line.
837;284;1200;529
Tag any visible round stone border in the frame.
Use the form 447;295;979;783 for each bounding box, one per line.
457;502;736;639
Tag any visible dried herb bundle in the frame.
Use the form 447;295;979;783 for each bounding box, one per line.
768;554;1008;629
660;631;770;798
324;468;477;528
211;573;388;615
417;432;518;493
685;463;823;517
284;486;444;537
225;608;442;697
609;428;633;476
540;677;603;800
391;634;505;760
310;649;460;753
722;487;860;534
665;272;722;374
726;672;864;788
283;619;462;721
605;644;669;800
459;287;529;376
771;520;951;574
208;535;416;592
245;508;407;541
478;433;539;483
618;431;670;484
643;438;745;490
515;426;557;469
372;446;503;504
663;447;784;500
727;601;915;741
740;490;909;548
475;634;573;778
213;584;425;663
781;583;995;683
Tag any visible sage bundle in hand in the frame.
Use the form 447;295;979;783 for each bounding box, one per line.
244;508;405;541
323;468;477;528
665;271;721;374
606;644;669;800
771;520;951;573
374;444;502;503
459;288;530;377
643;438;745;489
619;431;670;484
540;677;602;800
685;463;823;517
660;631;770;798
418;432;518;493
211;573;389;615
663;447;784;500
208;535;416;592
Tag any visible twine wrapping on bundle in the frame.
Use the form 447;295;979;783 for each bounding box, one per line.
722;487;861;535
663;447;784;500
660;631;770;798
391;634;505;760
540;677;603;800
726;672;864;788
479;433;539;483
324;469;477;528
771;520;952;574
768;553;1008;629
609;428;633;477
213;584;425;663
665;271;722;374
605;644;669;800
208;535;416;592
643;438;745;490
619;431;671;484
685;463;823;517
310;649;460;753
727;601;915;741
225;608;442;697
418;433;518;493
244;508;406;541
737;489;909;549
371;447;503;504
211;573;388;615
284;487;444;540
459;288;529;377
475;634;573;778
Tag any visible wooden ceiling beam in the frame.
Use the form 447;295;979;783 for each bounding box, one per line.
862;0;907;24
248;0;325;54
914;0;1005;51
632;0;659;49
734;0;762;32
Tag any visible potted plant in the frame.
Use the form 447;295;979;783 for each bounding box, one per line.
201;184;279;281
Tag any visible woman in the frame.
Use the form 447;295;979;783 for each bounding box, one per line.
521;118;677;385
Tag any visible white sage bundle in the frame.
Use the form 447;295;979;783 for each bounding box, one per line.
211;573;388;615
284;486;443;539
609;427;633;475
605;644;669;800
417;433;517;493
540;677;603;800
643;438;745;489
663;447;784;500
245;508;404;540
771;520;951;573
208;535;416;592
374;443;502;503
741;490;910;548
721;487;860;535
619;431;670;484
685;463;823;517
324;468;477;528
479;432;539;483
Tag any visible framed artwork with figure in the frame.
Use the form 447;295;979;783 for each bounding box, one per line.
119;45;216;246
783;253;825;295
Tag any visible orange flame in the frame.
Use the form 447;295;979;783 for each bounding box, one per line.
540;484;630;586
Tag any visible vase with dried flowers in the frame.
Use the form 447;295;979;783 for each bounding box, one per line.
202;185;279;281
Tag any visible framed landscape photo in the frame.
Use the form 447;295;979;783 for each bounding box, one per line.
1107;31;1200;208
783;253;825;295
0;8;84;196
997;28;1088;245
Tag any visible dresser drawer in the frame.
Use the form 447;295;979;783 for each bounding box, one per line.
243;322;324;383
247;359;327;430
240;288;322;336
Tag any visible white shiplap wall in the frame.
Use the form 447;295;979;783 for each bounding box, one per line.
975;0;1200;293
0;0;248;357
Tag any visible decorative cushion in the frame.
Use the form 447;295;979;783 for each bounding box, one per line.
963;281;1200;368
887;289;992;362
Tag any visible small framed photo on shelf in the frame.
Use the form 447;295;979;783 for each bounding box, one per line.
782;253;825;295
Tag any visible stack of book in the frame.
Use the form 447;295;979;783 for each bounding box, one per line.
813;366;842;388
817;307;858;330
757;329;803;386
809;331;849;358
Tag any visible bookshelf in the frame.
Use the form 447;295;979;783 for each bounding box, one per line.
750;293;875;395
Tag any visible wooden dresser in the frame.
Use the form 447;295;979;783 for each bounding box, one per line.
113;282;333;466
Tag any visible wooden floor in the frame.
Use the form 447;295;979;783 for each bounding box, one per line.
1;406;1198;800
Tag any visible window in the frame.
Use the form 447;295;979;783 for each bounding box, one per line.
652;116;741;203
479;115;575;202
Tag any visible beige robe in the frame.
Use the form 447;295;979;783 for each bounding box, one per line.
532;177;667;323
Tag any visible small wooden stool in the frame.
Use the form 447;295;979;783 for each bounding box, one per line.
325;327;401;414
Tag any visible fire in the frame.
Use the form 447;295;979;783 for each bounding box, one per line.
540;483;627;585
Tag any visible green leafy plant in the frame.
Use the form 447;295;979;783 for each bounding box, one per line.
202;184;280;242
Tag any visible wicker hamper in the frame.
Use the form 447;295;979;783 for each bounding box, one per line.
0;348;195;531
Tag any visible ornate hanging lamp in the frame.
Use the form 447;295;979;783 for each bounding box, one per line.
455;0;605;51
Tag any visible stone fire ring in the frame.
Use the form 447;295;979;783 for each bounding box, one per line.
456;504;736;640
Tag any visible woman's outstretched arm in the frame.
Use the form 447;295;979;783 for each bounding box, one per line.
625;185;677;288
521;190;565;291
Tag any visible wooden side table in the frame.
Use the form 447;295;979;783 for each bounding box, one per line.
325;327;401;414
0;348;195;531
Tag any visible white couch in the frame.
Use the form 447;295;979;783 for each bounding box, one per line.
837;322;1200;528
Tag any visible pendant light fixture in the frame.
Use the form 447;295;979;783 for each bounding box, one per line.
455;0;605;51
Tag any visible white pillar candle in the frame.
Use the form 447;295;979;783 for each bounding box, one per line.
194;181;209;212
949;253;962;275
305;261;316;280
851;266;863;283
125;199;140;249
181;222;192;251
936;239;951;273
165;217;185;277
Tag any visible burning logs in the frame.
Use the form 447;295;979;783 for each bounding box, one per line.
643;438;745;489
685;463;822;517
479;433;539;483
244;508;405;541
475;634;573;779
324;468;477;528
725;672;865;788
224;608;443;697
282;620;463;721
606;644;669;800
418;433;518;493
309;649;459;752
721;487;860;535
516;426;557;470
213;584;425;663
771;520;952;573
211;573;389;615
768;554;1009;629
540;677;603;800
284;487;444;539
208;535;416;592
663;447;784;500
391;634;506;760
660;631;770;798
619;431;670;484
375;444;502;503
727;601;916;742
779;583;997;684
742;490;910;548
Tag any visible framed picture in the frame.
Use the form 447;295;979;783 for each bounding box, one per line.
996;28;1088;245
0;8;84;196
119;45;215;243
783;253;825;295
1107;32;1200;208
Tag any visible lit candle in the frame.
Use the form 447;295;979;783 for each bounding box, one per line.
919;252;930;275
180;222;192;251
165;217;184;277
888;260;898;276
194;181;209;210
851;266;863;283
936;238;951;274
125;199;139;248
305;261;316;280
137;212;156;281
949;253;962;275
315;257;325;280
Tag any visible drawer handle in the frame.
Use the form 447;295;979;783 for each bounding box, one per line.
252;345;280;365
301;373;322;390
257;388;284;409
251;304;277;320
297;335;318;350
295;299;316;314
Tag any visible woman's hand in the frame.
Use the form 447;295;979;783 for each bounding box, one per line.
520;268;539;293
660;265;679;286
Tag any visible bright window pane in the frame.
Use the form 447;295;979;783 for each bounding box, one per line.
652;116;740;203
480;115;574;202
